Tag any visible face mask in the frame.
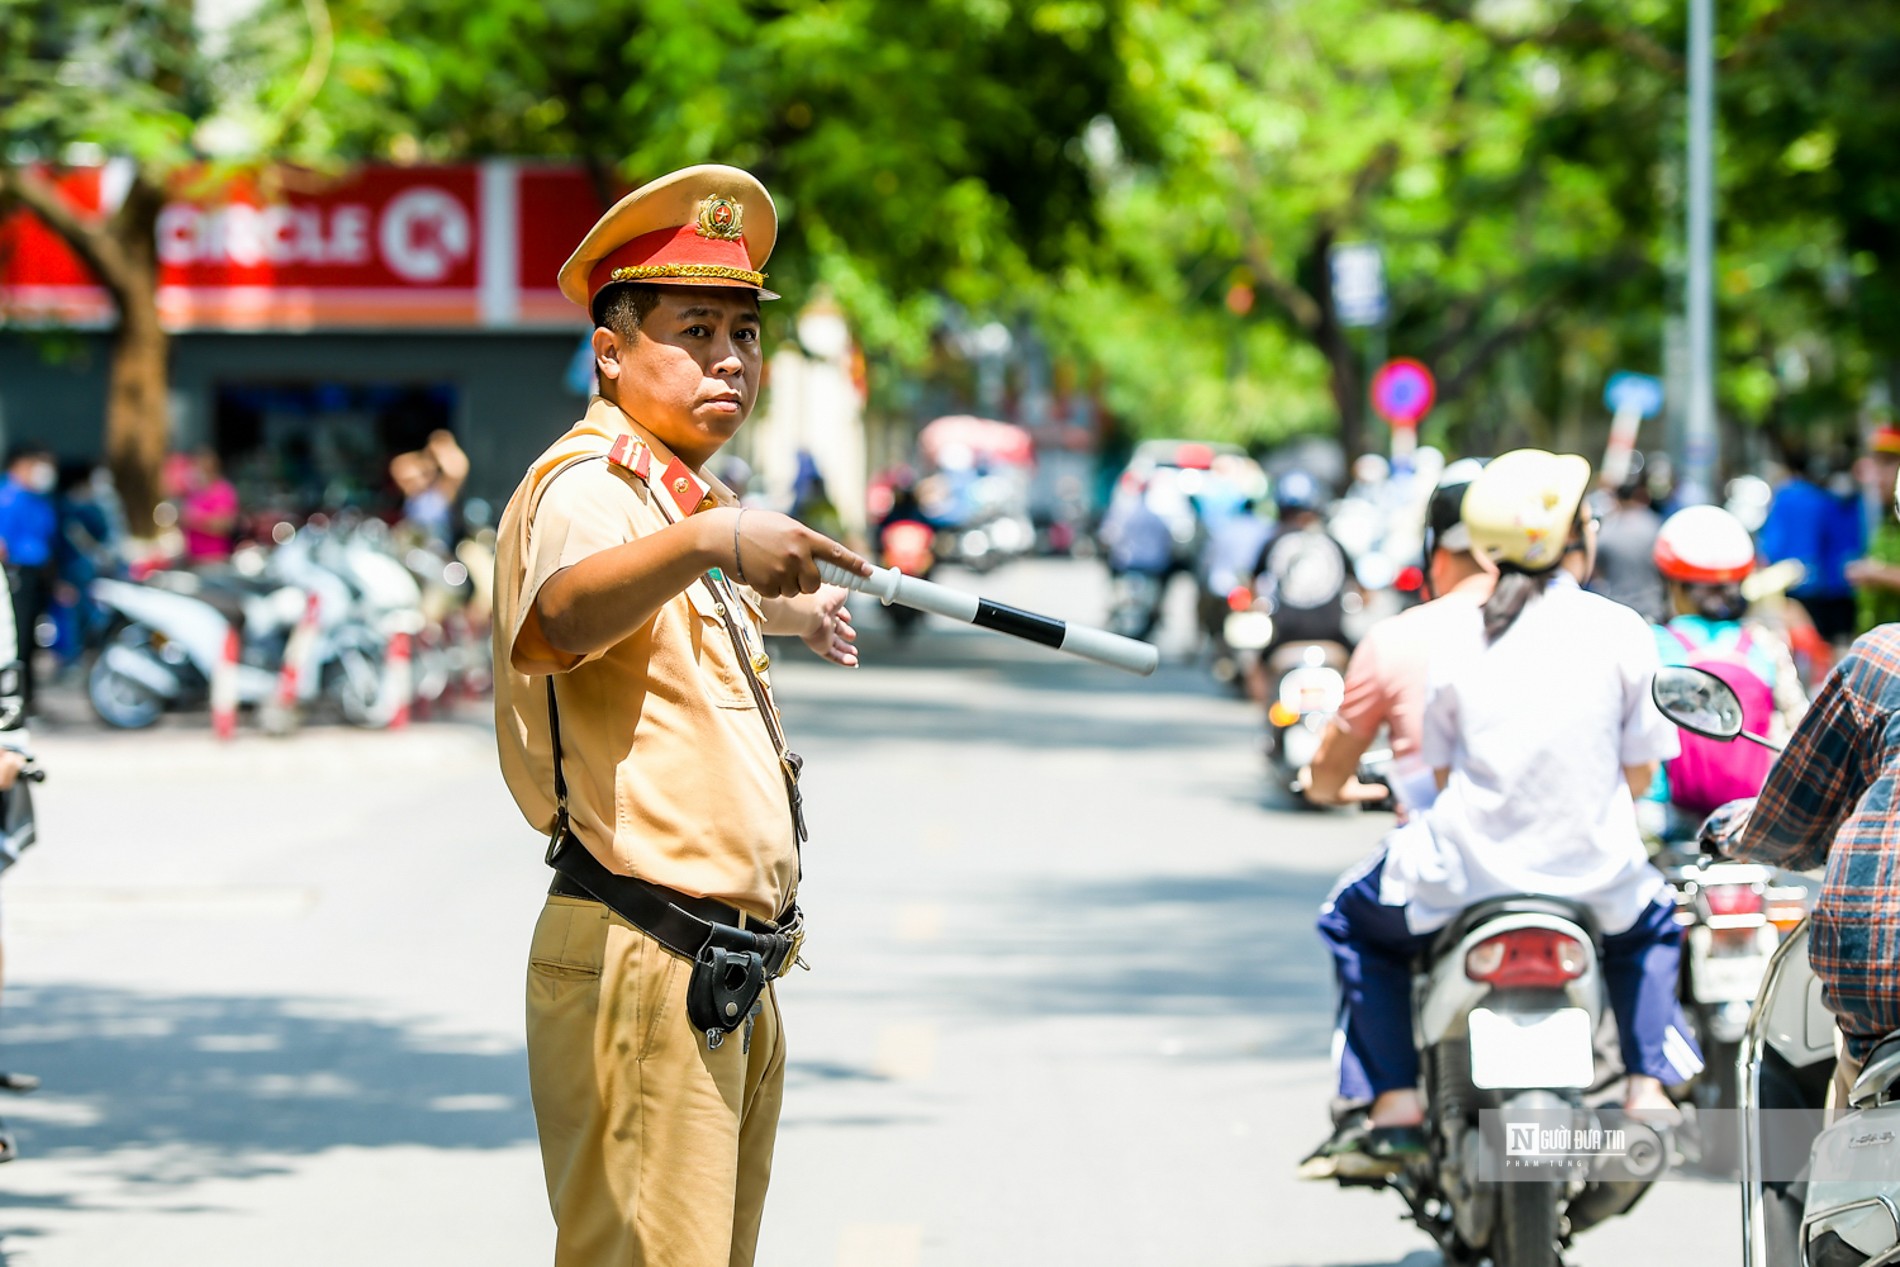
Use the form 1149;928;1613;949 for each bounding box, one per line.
26;465;53;495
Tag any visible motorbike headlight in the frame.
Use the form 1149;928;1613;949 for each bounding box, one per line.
1805;1199;1900;1267
1222;611;1273;651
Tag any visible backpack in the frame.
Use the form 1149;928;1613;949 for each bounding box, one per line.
1663;625;1778;816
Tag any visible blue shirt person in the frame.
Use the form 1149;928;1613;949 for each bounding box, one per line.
1759;473;1864;641
0;452;58;571
0;446;59;711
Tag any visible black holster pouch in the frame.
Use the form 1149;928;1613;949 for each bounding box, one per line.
686;931;769;1037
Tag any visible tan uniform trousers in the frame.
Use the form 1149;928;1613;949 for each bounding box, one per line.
526;894;786;1267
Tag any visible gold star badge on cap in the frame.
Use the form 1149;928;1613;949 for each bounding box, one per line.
559;165;780;313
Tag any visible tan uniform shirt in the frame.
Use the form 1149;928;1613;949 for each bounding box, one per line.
493;398;796;921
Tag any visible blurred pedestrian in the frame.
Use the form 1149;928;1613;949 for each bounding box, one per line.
1759;438;1864;644
0;446;58;711
1588;473;1668;625
51;462;118;667
1848;424;1900;633
390;430;469;548
178;448;239;565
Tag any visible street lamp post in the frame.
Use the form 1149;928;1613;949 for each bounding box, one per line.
1683;0;1718;505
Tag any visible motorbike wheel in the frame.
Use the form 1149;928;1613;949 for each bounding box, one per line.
1492;1177;1561;1267
326;643;386;728
86;625;168;730
1693;1036;1743;1174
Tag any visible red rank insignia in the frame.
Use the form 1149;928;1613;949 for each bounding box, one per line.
657;457;706;517
606;434;651;480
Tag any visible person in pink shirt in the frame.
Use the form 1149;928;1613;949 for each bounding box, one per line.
178;450;239;565
1299;460;1493;810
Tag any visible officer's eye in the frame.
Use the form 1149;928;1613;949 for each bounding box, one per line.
684;324;711;338
735;327;759;344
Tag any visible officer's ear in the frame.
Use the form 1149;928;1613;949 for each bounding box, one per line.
593;326;625;390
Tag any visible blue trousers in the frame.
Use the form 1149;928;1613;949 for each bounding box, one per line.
1318;854;1703;1102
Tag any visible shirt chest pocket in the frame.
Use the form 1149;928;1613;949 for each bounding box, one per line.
684;581;763;710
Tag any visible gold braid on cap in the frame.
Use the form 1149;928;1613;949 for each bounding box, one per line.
610;263;767;287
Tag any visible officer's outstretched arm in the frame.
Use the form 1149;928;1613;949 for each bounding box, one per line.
536;509;867;659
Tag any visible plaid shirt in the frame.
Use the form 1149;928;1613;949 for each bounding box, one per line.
1734;624;1900;1059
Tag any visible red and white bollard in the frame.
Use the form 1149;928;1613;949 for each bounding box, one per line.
381;631;413;731
263;592;322;736
210;626;240;740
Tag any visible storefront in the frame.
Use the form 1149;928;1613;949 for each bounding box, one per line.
0;161;605;513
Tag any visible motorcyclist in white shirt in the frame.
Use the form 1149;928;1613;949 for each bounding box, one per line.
1305;450;1698;1179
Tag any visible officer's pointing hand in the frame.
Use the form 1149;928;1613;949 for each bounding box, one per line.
728;510;872;598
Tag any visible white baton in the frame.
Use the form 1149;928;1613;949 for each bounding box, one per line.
816;561;1159;677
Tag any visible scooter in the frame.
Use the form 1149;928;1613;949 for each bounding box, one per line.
1648;664;1879;1267
1349;888;1668;1265
87;573;302;728
877;518;938;638
1264;641;1348;783
1106;570;1166;643
1653;843;1813;1173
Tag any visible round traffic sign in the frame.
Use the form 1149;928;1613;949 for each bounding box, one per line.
1371;359;1435;429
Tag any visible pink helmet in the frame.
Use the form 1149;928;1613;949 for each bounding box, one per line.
1654;504;1756;584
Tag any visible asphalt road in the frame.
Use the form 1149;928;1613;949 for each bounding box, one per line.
0;560;1738;1264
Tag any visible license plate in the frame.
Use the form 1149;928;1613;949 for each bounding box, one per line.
1469;1007;1594;1089
1282;720;1323;770
1691;928;1771;1004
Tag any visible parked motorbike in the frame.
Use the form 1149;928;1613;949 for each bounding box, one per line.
86;523;395;730
87;573;302;729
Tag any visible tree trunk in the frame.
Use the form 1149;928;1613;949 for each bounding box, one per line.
105;304;169;539
101;180;168;539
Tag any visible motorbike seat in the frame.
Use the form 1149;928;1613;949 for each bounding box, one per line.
144;571;253;634
1428;894;1601;963
1849;1030;1900;1110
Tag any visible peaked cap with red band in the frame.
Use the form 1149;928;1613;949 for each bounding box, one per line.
560;164;780;314
1870;424;1900;456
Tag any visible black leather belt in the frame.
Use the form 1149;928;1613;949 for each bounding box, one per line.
547;838;802;978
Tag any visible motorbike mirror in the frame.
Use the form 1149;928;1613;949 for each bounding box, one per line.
1804;1199;1900;1267
1651;665;1746;741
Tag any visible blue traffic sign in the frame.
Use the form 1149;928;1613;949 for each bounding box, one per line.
1603;371;1664;419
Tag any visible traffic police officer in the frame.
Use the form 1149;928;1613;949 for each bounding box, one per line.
492;164;870;1266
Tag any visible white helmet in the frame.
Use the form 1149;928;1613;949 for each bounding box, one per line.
1461;449;1593;572
1654;504;1756;584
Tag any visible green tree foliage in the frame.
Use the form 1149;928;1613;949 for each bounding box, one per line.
1055;0;1900;457
359;0;1145;363
0;0;359;529
7;0;1900;476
